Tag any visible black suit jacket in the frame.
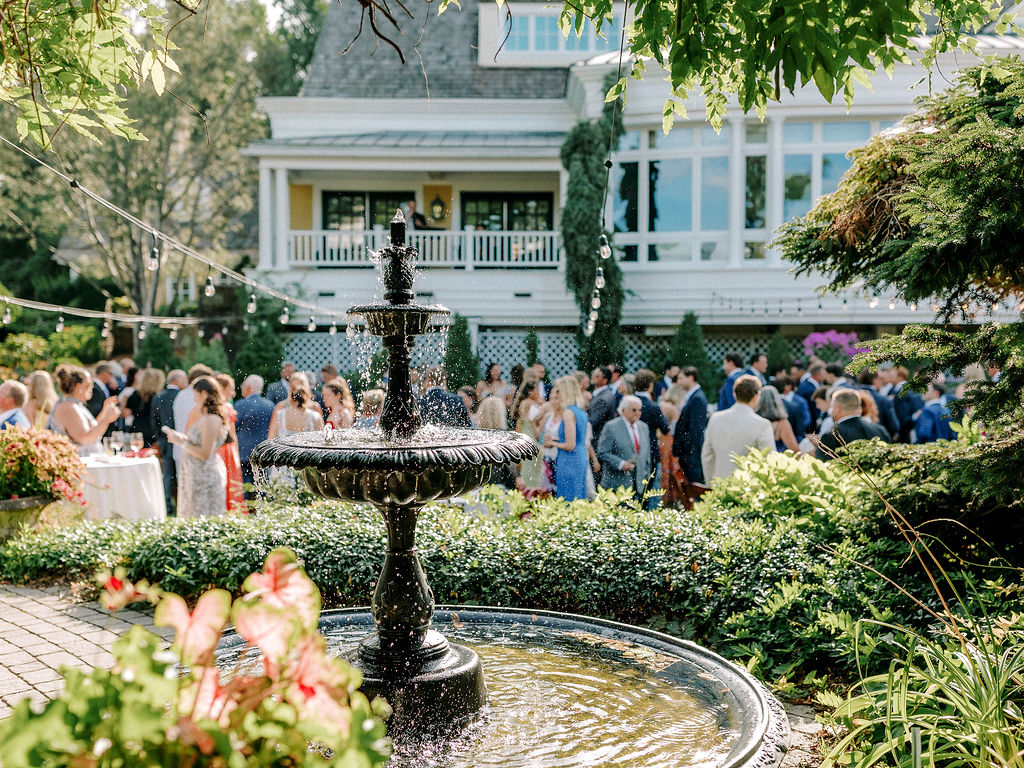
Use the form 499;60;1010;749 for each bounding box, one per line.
815;416;891;461
418;388;472;429
892;385;923;443
672;388;707;483
638;394;670;474
150;386;179;454
857;385;900;439
588;387;618;446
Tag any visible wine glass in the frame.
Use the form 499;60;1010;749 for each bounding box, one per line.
129;433;144;452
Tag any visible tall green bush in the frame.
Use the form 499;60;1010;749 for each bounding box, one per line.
669;312;718;392
135;327;181;370
766;331;794;372
443;313;479;390
524;328;539;367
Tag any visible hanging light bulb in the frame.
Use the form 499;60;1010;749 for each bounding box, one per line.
197;327;205;339
148;246;160;271
584;322;595;338
888;299;896;311
1;304;10;325
591;294;601;310
221;325;229;336
246;294;257;314
101;320;111;338
588;309;599;322
204;276;216;298
55;316;65;333
307;315;316;332
137;323;147;340
598;234;612;260
868;295;880;309
242;321;250;333
169;327;178;340
279;306;290;325
594;268;606;290
329;320;338;336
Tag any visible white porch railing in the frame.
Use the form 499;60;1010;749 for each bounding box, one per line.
287;228;560;268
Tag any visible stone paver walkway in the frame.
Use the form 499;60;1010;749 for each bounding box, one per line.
0;583;824;765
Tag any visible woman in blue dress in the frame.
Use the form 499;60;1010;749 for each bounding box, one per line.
543;375;589;501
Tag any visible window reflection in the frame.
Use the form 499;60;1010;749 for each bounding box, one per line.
534;16;559;50
784;122;813;143
745;156;766;229
784;154;812;220
649;158;692;231
701;125;730;148
649;127;693;149
822;122;870;142
744;242;766;260
612;162;639;233
822;153;851;194
701;156;729;230
648;242;691;262
700;241;727;261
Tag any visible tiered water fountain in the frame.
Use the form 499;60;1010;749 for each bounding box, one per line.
242;211;789;766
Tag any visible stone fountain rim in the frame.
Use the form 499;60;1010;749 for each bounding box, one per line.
249;429;539;471
218;606;789;768
348;303;451;316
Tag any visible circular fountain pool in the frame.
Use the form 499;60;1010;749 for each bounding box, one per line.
217;607;790;768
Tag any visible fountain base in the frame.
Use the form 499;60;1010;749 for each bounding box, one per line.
347;631;487;732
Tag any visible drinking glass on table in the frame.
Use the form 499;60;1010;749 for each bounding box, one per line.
129;433;143;452
110;431;124;455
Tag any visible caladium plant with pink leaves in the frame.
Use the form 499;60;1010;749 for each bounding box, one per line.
0;547;391;768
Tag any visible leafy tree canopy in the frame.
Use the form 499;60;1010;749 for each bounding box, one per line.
777;58;1024;317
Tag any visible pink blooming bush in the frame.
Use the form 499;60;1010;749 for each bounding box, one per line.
802;329;871;364
0;548;391;767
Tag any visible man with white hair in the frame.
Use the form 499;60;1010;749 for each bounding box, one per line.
597;394;651;498
235;374;275;489
0;380;31;429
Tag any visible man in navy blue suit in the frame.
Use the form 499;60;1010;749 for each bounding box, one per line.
633;369;671;493
672;366;707;483
797;363;826;424
915;380;955;443
890;366;923;443
717;352;745;411
419;366;472;428
775;374;811;437
653;363;679;401
235;374;275;490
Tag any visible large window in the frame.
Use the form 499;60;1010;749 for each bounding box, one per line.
322;191;413;229
499;8;619;55
461;193;553;231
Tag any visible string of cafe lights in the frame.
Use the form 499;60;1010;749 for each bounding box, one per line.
585;0;631;339
0;135;350;332
703;291;1024;319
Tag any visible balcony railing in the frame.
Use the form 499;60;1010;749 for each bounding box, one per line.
288;228;560;269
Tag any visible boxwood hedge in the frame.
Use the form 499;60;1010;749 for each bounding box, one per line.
0;451;936;682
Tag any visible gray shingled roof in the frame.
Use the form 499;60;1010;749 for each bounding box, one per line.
251;131;567;148
301;0;569;99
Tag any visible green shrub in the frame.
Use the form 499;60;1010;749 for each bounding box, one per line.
47;324;101;365
0;452;936;684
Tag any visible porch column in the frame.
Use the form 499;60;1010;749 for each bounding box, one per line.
258;165;273;270
728;115;744;268
274;168;290;271
766;116;784;264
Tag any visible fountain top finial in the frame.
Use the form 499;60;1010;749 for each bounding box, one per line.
390;209;406;247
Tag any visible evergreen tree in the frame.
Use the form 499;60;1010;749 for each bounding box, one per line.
669;312;718;392
767;331;794;373
524;329;540;367
136;327;181;370
443;314;479;391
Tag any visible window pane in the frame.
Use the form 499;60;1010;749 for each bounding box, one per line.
648;242;691;262
745;155;766;229
822;153;851;194
701;125;730;148
323;192;365;230
593;17;618;51
612;162;639;233
822;121;871;142
509;196;553;230
621;244;638;262
701;156;729;230
369;193;414;227
506;15;530;50
534;16;560;50
784;122;813;143
744;241;766;260
461;195;503;230
745;124;768;144
649;158;692;231
784;154;812;220
700;241;726;261
564;25;589;50
650;127;693;149
618;130;641;151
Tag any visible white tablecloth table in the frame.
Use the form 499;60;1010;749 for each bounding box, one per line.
82;455;166;521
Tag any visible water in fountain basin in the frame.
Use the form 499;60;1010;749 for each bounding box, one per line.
217;620;740;768
271;424;499;450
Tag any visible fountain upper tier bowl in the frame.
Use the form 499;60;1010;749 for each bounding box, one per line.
249;427;537;504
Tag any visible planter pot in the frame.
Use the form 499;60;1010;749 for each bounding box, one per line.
0;495;52;541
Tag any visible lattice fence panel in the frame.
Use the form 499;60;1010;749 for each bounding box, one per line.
284;330;450;377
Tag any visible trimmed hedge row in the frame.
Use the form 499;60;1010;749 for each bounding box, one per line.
0;452;932;682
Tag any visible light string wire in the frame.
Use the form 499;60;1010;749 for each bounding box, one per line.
599;0;630;230
0;294;202;326
0;135;347;322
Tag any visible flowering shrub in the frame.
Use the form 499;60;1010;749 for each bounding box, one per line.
0;548;391;767
802;329;870;364
0;426;86;504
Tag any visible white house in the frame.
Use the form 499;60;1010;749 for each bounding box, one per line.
243;1;1023;375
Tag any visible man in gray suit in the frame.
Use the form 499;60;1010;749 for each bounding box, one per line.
701;375;775;481
588;365;617;447
597;395;651;499
266;362;295;405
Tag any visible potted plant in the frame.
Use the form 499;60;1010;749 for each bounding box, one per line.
0;426;86;540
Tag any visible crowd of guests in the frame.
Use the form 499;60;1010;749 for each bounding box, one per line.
0;349;991;515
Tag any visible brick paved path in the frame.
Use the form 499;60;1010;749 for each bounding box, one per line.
0;583;824;765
